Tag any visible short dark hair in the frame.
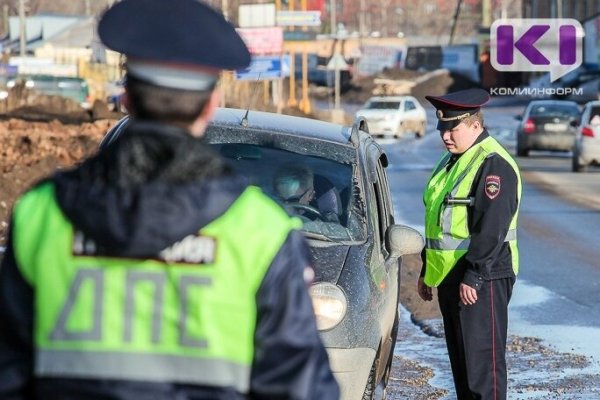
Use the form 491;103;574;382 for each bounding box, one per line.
125;74;215;124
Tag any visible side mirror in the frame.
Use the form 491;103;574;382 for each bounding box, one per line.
514;115;523;121
385;224;424;258
569;119;580;127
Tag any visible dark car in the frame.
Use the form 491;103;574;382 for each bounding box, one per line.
100;110;424;400
515;100;580;156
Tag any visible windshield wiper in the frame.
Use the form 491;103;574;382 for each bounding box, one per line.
302;231;334;242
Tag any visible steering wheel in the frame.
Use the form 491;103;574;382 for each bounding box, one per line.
285;203;323;221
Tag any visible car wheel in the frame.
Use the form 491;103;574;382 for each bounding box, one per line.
415;122;425;138
362;354;392;400
361;358;378;400
394;123;404;139
516;144;528;157
571;152;587;172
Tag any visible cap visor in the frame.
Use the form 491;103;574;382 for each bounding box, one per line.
436;119;461;132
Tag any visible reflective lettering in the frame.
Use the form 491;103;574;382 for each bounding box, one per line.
160;235;216;264
179;276;212;348
123;271;166;344
50;269;104;342
50;268;213;347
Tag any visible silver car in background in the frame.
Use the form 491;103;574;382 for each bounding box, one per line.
572;100;600;172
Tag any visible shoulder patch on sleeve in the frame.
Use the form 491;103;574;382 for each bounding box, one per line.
484;175;501;199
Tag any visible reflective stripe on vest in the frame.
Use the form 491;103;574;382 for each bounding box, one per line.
13;182;301;391
423;136;522;287
426;228;517;250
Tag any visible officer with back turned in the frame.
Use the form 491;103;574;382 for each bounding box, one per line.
0;0;339;398
417;88;522;400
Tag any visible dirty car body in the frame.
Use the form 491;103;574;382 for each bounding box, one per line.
101;110;424;400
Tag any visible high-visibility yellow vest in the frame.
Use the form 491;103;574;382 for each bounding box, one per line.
423;136;521;287
12;182;301;392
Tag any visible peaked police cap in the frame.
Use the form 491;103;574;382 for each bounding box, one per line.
98;0;251;90
425;88;490;131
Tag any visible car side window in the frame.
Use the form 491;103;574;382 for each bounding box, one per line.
589;106;600;125
404;100;416;111
372;158;393;248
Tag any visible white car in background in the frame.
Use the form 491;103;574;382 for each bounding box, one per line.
572;100;600;172
355;96;427;138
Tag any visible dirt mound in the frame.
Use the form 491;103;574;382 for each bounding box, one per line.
0;118;118;243
1;83;124;124
343;68;482;106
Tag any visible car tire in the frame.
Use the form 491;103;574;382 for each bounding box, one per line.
394;123;404;139
572;152;587;172
516;144;529;157
362;358;378;400
415;122;425;138
362;354;392;400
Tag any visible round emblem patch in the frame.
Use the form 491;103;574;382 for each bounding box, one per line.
436;109;444;118
485;175;501;199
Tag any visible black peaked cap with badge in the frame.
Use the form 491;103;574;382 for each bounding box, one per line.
98;0;251;91
426;88;490;131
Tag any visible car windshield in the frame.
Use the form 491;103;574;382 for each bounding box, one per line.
212;143;365;242
529;103;580;118
365;101;400;110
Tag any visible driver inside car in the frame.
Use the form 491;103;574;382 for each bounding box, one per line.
273;164;341;223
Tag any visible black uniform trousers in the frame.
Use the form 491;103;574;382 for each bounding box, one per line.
437;277;515;400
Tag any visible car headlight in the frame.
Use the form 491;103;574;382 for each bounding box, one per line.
309;282;347;331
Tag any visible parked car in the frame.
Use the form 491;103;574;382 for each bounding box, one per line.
6;74;91;108
101;111;424;400
572;100;600;172
354;96;427;138
515;100;580;156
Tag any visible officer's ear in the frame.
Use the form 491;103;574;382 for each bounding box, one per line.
190;88;220;137
202;89;220;122
470;119;482;131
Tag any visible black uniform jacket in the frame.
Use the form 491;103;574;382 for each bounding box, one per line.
422;130;520;289
0;121;339;400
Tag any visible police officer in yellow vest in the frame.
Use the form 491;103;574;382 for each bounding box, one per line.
0;0;339;399
417;88;521;400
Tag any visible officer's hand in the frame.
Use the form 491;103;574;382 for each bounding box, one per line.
459;283;478;305
417;277;433;302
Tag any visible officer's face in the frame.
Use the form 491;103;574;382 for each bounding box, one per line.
439;121;481;154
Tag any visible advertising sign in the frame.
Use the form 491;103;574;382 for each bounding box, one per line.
237;27;284;55
236;55;290;80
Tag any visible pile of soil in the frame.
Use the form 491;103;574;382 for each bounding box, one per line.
342;68;482;106
0;118;117;244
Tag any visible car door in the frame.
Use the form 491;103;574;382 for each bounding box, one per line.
402;98;421;131
368;148;400;380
